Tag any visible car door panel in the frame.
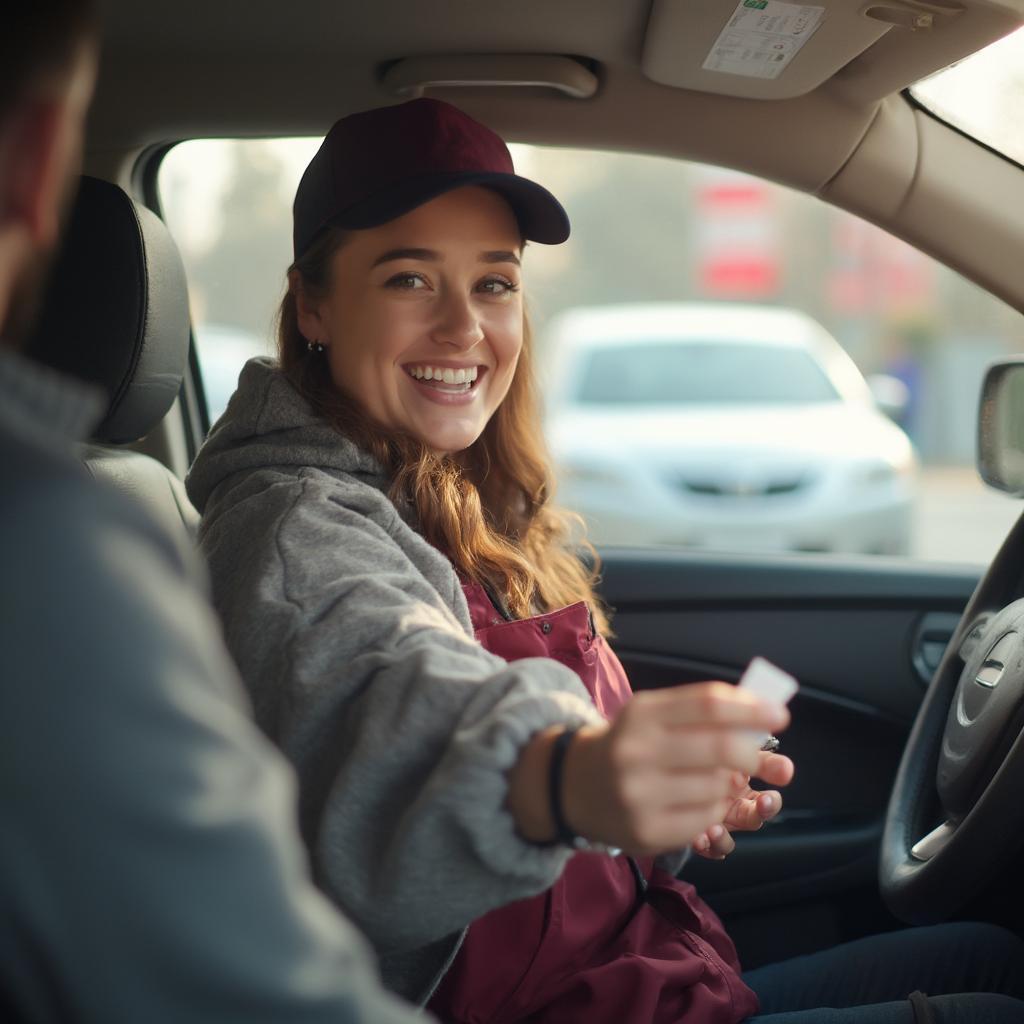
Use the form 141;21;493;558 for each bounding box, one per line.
598;549;982;962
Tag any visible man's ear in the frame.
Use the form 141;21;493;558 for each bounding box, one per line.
289;269;326;344
0;100;69;250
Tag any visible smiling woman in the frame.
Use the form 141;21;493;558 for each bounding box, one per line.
289;188;525;456
182;97;796;1019
272;109;593;622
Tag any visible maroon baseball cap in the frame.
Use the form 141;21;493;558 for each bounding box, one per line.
292;98;570;259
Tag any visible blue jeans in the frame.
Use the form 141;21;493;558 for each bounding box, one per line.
743;923;1024;1022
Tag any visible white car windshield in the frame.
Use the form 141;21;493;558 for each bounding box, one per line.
575;342;841;405
911;25;1024;167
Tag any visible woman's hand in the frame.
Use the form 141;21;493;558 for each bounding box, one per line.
525;682;790;856
691;750;795;860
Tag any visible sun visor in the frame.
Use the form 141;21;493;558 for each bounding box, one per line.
641;0;1022;102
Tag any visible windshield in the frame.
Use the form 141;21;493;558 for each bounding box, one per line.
911;25;1024;167
575;342;841;406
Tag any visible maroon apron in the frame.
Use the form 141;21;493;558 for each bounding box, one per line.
427;582;759;1024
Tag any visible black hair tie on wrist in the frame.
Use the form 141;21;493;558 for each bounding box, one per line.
547;725;622;855
548;724;583;846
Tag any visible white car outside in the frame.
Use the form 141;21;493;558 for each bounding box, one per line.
541;303;917;556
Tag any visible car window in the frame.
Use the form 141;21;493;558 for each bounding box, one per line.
160;139;318;422
911;25;1024;168
159;140;1023;566
575;342;840;406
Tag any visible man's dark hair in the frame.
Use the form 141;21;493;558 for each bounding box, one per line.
0;2;99;125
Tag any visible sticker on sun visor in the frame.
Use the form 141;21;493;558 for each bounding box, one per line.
702;0;825;80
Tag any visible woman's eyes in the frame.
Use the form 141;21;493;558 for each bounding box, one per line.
477;275;520;297
383;272;519;296
385;272;428;291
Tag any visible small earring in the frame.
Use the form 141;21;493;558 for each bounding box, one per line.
306;339;326;354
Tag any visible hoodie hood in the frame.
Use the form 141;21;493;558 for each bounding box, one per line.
186;357;389;513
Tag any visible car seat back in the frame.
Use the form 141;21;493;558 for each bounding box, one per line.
28;175;199;546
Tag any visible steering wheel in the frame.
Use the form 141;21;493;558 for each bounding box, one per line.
881;514;1024;922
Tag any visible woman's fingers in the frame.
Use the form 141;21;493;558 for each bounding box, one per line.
694;823;737;859
723;789;785;831
618;767;735;811
756;791;782;822
695;791;782;856
612;684;791;777
639;682;790;733
562;681;794;856
622;727;767;776
638;800;733;853
754;751;795;787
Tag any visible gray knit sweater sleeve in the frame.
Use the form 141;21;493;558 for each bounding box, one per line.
195;459;601;959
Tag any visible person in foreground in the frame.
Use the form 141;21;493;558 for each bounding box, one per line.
0;6;428;1022
186;97;1024;1023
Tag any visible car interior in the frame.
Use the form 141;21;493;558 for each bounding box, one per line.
39;0;1024;978
30;175;197;549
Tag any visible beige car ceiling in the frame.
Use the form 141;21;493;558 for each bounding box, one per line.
90;0;1024;312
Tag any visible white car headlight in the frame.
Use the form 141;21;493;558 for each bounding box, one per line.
852;457;914;486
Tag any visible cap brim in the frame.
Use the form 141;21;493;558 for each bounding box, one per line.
334;171;570;245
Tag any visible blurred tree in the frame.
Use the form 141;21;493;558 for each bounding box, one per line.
524;150;700;330
191;142;294;342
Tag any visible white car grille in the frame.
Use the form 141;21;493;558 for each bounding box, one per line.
677;475;811;498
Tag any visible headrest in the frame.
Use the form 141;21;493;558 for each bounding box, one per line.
28;176;190;444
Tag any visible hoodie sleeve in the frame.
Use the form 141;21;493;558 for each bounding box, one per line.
198;469;602;958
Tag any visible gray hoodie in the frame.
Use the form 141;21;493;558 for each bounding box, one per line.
185;358;602;1004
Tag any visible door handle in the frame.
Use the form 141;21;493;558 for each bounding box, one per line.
911;611;961;684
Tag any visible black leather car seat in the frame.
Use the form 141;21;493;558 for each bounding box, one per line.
28;175;199;546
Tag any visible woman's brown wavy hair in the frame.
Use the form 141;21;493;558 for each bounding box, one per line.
277;224;609;633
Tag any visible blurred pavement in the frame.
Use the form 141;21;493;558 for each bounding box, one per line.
914;465;1022;566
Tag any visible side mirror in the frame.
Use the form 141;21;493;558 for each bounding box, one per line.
867;373;910;422
978;359;1024;496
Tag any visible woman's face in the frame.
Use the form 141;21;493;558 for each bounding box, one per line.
298;186;524;454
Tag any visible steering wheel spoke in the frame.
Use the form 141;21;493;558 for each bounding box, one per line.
881;511;1024;923
910;821;956;862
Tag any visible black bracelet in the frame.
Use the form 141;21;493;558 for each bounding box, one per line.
547;726;622;855
548;725;582;846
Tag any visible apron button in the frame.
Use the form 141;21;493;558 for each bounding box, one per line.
541;621;552;634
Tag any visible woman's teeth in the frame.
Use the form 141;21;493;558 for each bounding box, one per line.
407;365;479;389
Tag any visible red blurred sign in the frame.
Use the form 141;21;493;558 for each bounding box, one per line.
702;259;779;295
698;182;769;208
826;214;934;314
695;173;780;300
